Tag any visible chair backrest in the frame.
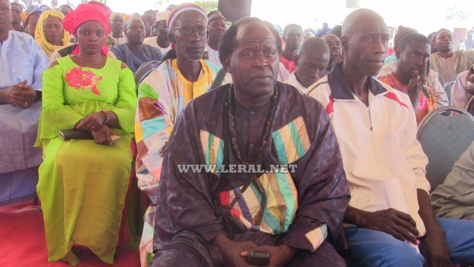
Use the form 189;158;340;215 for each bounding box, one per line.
467;96;474;116
417;106;474;190
443;81;455;105
134;60;162;88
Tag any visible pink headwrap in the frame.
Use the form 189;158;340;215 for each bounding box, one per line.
62;2;112;56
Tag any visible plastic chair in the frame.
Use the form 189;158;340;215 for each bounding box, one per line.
443;81;455;105
417;106;474;191
134;60;161;88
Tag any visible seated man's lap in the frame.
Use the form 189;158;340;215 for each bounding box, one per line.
152;230;346;267
151;231;221;267
345;227;423;267
345;218;474;266
151;231;276;267
287;240;346;267
435;217;474;264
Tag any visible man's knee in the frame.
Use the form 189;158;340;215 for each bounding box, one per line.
351;242;423;266
438;217;474;264
346;228;424;266
150;231;215;267
379;242;424;266
287;241;346;267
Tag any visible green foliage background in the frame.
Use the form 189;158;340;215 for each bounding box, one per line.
194;0;218;13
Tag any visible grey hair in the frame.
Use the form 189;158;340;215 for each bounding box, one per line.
125;17;144;31
109;13;125;24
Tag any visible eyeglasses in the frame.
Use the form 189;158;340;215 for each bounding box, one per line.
172;25;208;36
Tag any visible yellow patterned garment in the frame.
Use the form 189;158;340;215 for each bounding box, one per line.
135;59;224;188
134;58;227;266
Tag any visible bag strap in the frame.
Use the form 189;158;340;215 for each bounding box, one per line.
210;68;227;90
58;44;77;57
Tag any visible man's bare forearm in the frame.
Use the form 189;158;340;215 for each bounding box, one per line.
344;205;369;227
417;189;442;233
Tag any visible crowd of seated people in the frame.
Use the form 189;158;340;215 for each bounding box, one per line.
2;1;474;266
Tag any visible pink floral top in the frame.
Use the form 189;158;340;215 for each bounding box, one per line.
65;67;103;95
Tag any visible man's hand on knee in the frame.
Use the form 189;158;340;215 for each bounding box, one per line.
365;208;420;245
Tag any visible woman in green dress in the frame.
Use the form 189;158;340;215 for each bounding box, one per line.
35;2;136;265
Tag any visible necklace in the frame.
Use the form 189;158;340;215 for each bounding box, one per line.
225;84;279;165
225;84;279;226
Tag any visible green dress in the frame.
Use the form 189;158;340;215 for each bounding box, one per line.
36;55;137;265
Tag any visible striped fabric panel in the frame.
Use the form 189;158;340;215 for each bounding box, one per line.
137;82;158;100
272;116;311;164
275;171;298;231
249;177;283;234
176;95;184;115
223;171;298;235
200;130;224;177
135;121;143;143
141;116;167;140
